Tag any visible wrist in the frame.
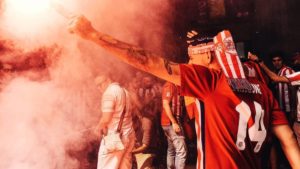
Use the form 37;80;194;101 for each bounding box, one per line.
89;31;100;39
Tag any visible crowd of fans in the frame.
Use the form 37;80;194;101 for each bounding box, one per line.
2;15;300;169
67;14;300;168
2;47;298;169
92;49;300;169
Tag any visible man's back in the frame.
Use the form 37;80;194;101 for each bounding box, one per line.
101;83;133;136
180;64;288;169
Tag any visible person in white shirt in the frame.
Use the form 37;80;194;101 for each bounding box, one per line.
94;75;135;169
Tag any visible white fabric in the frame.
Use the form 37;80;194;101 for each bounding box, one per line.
98;131;135;169
101;83;133;136
286;72;300;86
98;83;135;169
286;73;300;121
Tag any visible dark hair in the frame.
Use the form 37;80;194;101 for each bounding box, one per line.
269;51;285;61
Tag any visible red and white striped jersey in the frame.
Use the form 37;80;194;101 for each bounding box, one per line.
161;82;183;126
286;72;300;121
276;66;294;112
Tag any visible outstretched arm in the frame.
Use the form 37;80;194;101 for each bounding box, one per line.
248;52;289;83
68;15;180;85
273;124;300;169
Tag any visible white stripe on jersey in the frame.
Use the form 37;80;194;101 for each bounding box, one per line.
237;54;246;78
215;51;229;77
195;99;204;169
225;52;238;78
278;67;294;112
286;72;300;86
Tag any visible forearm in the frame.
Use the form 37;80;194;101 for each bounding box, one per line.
97;120;109;129
273;124;300;168
163;100;177;124
97;112;113;129
247;52;289;83
90;31;180;84
70;15;181;85
259;63;289;83
132;144;148;154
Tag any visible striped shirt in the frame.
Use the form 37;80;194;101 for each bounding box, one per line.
161;82;184;125
286;72;300;121
277;66;294;112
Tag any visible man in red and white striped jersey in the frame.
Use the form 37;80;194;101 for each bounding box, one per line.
271;52;295;121
161;81;187;169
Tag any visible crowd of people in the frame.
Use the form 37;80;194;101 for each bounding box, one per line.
68;15;300;169
93;70;196;169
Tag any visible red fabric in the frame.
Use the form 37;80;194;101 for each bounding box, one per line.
161;82;180;126
180;64;288;169
243;61;269;84
185;98;197;119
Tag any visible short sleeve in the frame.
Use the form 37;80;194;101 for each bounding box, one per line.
180;64;220;99
101;86;116;113
162;82;174;101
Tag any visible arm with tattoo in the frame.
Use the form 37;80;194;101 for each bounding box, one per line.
69;15;180;85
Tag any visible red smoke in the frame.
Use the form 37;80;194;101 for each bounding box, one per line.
0;0;174;169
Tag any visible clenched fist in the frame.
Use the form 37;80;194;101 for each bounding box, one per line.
68;15;97;39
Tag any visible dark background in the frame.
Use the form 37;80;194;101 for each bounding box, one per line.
164;0;300;65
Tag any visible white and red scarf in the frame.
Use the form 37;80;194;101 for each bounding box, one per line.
213;30;253;93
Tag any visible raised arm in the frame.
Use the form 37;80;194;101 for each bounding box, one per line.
248;52;289;83
68;15;180;85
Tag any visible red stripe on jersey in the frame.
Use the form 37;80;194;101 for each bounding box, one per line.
213;30;246;79
231;53;243;78
277;66;294;112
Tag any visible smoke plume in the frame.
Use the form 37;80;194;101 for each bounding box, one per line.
0;0;173;168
